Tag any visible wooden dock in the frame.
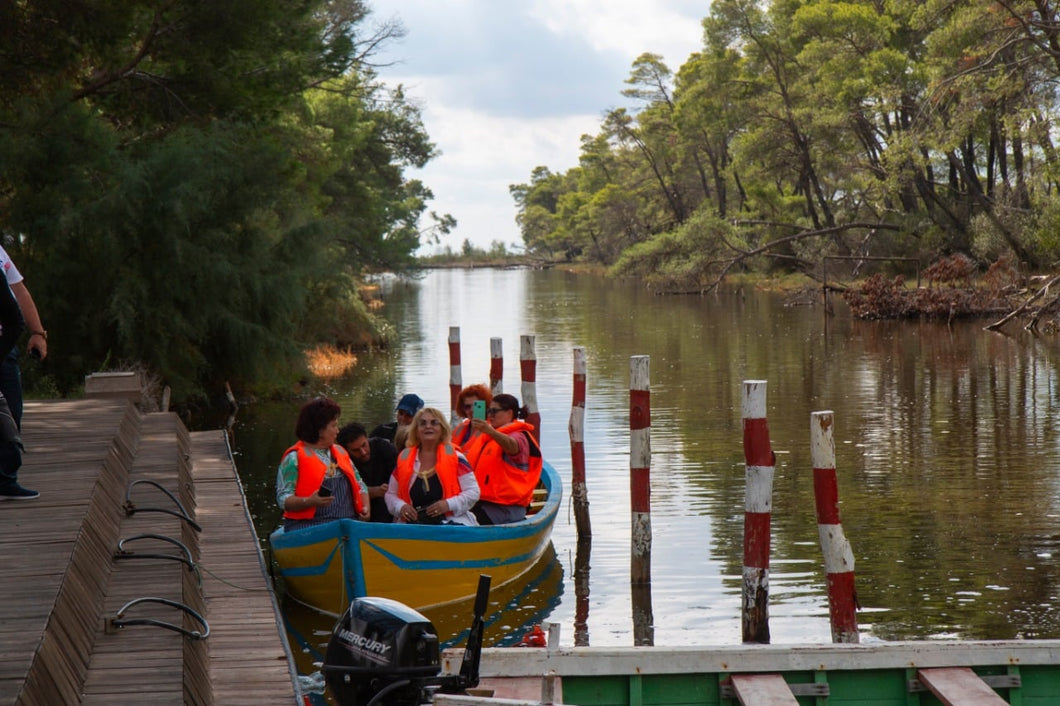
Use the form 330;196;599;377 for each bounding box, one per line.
0;397;301;705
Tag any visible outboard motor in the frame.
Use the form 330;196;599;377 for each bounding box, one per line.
323;575;491;706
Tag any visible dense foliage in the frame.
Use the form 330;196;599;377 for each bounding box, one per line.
512;0;1060;291
0;0;446;403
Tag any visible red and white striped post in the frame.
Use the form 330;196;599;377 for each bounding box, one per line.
489;337;503;396
811;410;860;644
448;326;462;426
742;380;774;644
630;355;651;586
569;346;590;538
520;335;541;442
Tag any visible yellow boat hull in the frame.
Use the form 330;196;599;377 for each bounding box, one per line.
270;461;562;614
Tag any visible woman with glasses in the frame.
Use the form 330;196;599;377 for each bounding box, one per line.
463;393;543;525
452;383;492;451
385;407;480;525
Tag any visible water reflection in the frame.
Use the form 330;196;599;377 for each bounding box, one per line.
220;267;1060;654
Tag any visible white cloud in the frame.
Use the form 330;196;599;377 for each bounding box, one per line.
410;105;602;253
528;0;703;68
366;0;706;253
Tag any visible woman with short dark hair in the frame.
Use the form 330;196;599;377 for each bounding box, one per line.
276;397;369;530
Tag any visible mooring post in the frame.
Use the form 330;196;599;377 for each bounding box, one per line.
448;326;462;426
810;410;860;644
520;335;541;442
569;346;591;539
742;380;774;644
630;355;651;586
489;337;503;396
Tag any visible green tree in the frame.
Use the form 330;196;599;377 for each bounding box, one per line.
0;0;441;401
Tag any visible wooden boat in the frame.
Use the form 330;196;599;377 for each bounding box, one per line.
269;461;562;615
437;639;1060;705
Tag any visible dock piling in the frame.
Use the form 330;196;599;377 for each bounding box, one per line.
569;347;590;539
521;335;541;442
810;410;860;644
490;338;503;396
741;380;774;644
449;326;462;426
629;355;651;587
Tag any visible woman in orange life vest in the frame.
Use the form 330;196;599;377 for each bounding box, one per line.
276;397;369;531
451;383;492;451
463;393;543;526
385;407;480;526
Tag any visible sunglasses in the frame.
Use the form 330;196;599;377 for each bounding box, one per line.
418;418;441;427
486;407;506;416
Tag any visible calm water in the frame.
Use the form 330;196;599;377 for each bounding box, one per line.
223;267;1060;663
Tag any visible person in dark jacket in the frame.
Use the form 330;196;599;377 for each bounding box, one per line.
338;422;398;522
0;279;29;499
370;393;424;449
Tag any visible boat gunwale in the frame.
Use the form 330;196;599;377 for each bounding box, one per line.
442;639;1060;677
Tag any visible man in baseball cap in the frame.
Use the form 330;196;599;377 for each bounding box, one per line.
370;393;424;447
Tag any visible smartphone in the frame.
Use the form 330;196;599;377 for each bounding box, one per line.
318;485;332;498
472;400;486;420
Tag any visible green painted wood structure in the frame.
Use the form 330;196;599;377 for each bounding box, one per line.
441;641;1060;705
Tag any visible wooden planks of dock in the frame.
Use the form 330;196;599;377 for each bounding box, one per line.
0;398;301;706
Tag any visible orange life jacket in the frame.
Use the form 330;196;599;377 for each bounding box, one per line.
282;441;364;520
394;444;463;517
452;418;486;452
466;420;542;506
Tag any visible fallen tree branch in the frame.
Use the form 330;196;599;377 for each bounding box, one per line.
984;272;1060;331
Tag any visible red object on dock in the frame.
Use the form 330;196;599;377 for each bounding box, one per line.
516;624;547;647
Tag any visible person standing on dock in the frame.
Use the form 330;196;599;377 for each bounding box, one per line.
0;245;47;429
276;397;369;529
0;277;29;499
337;422;397;523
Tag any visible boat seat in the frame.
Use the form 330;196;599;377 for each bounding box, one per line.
730;674;799;706
917;667;1008;705
527;487;547;515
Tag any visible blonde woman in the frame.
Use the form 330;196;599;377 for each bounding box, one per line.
385;407;480;525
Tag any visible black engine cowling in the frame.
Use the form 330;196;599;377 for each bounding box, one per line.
323;574;490;706
323;596;441;706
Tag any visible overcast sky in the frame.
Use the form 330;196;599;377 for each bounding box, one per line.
364;0;706;254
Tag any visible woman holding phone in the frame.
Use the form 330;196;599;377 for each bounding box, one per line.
386;407;480;525
452;383;492;451
464;393;543;525
276;397;369;530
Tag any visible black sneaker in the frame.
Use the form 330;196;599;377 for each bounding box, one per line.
0;484;39;500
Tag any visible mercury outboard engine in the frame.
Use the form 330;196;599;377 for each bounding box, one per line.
323;575;491;706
